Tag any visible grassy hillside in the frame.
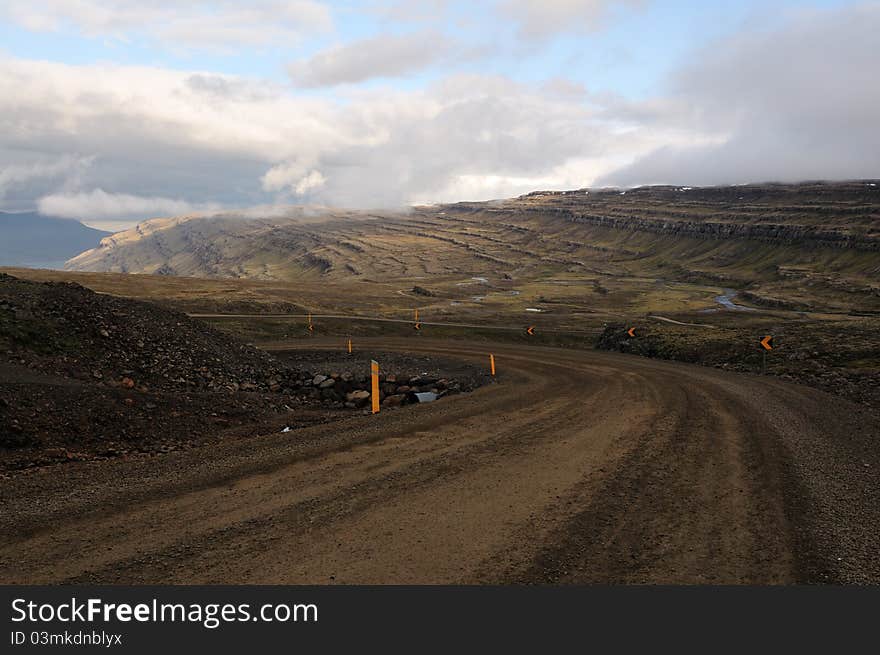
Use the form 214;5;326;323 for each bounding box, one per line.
64;182;880;315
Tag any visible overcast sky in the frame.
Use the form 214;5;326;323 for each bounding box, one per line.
0;0;877;229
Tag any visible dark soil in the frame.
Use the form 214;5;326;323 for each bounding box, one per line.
596;320;880;409
0;275;487;473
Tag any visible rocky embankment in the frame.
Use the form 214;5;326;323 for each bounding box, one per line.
596;322;880;409
280;370;465;410
0;274;485;471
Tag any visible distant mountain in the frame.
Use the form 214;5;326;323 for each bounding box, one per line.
67;182;880;282
64;182;880;314
0;212;112;269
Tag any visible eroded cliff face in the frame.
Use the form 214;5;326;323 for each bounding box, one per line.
63;183;879;307
505;181;880;251
548;210;878;251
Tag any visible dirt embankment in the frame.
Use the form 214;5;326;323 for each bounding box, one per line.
596;321;880;409
0;275;487;472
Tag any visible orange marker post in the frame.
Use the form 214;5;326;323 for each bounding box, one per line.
348;338;353;354
490;354;496;376
370;359;380;414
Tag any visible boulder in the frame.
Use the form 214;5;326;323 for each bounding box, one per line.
346;390;371;407
383;394;406;407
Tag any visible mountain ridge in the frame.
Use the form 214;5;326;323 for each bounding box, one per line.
0;211;111;269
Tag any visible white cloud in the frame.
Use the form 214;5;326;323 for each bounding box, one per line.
289;31;464;87
294;170;327;196
498;0;644;41
599;4;880;187
261;164;327;196
3;2;877;220
1;0;333;51
38;189;221;220
1;54;653;214
0;155;93;199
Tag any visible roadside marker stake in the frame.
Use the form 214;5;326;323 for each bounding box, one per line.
348;338;352;354
490;354;496;376
760;335;773;374
414;308;419;322
371;360;380;414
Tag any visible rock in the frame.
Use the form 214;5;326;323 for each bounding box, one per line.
396;385;411;394
121;377;135;389
346;390;371;407
99;329;110;338
312;374;328;386
319;378;336;389
383;394;405;407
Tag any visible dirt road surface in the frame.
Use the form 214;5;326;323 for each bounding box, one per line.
1;339;878;584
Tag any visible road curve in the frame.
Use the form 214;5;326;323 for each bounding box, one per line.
1;339;877;584
188;312;601;335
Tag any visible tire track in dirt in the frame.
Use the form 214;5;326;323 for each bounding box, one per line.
1;339;877;584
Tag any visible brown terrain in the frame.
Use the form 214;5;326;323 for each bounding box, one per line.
1;181;879;584
1;338;878;584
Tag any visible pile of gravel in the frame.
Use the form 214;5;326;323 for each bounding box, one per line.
0;273;291;393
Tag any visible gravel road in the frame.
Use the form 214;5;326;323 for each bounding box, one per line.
1;338;877;584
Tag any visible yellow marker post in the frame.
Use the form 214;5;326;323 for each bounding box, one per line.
348;338;353;354
490;354;496;376
370;359;380;414
414;308;419;322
